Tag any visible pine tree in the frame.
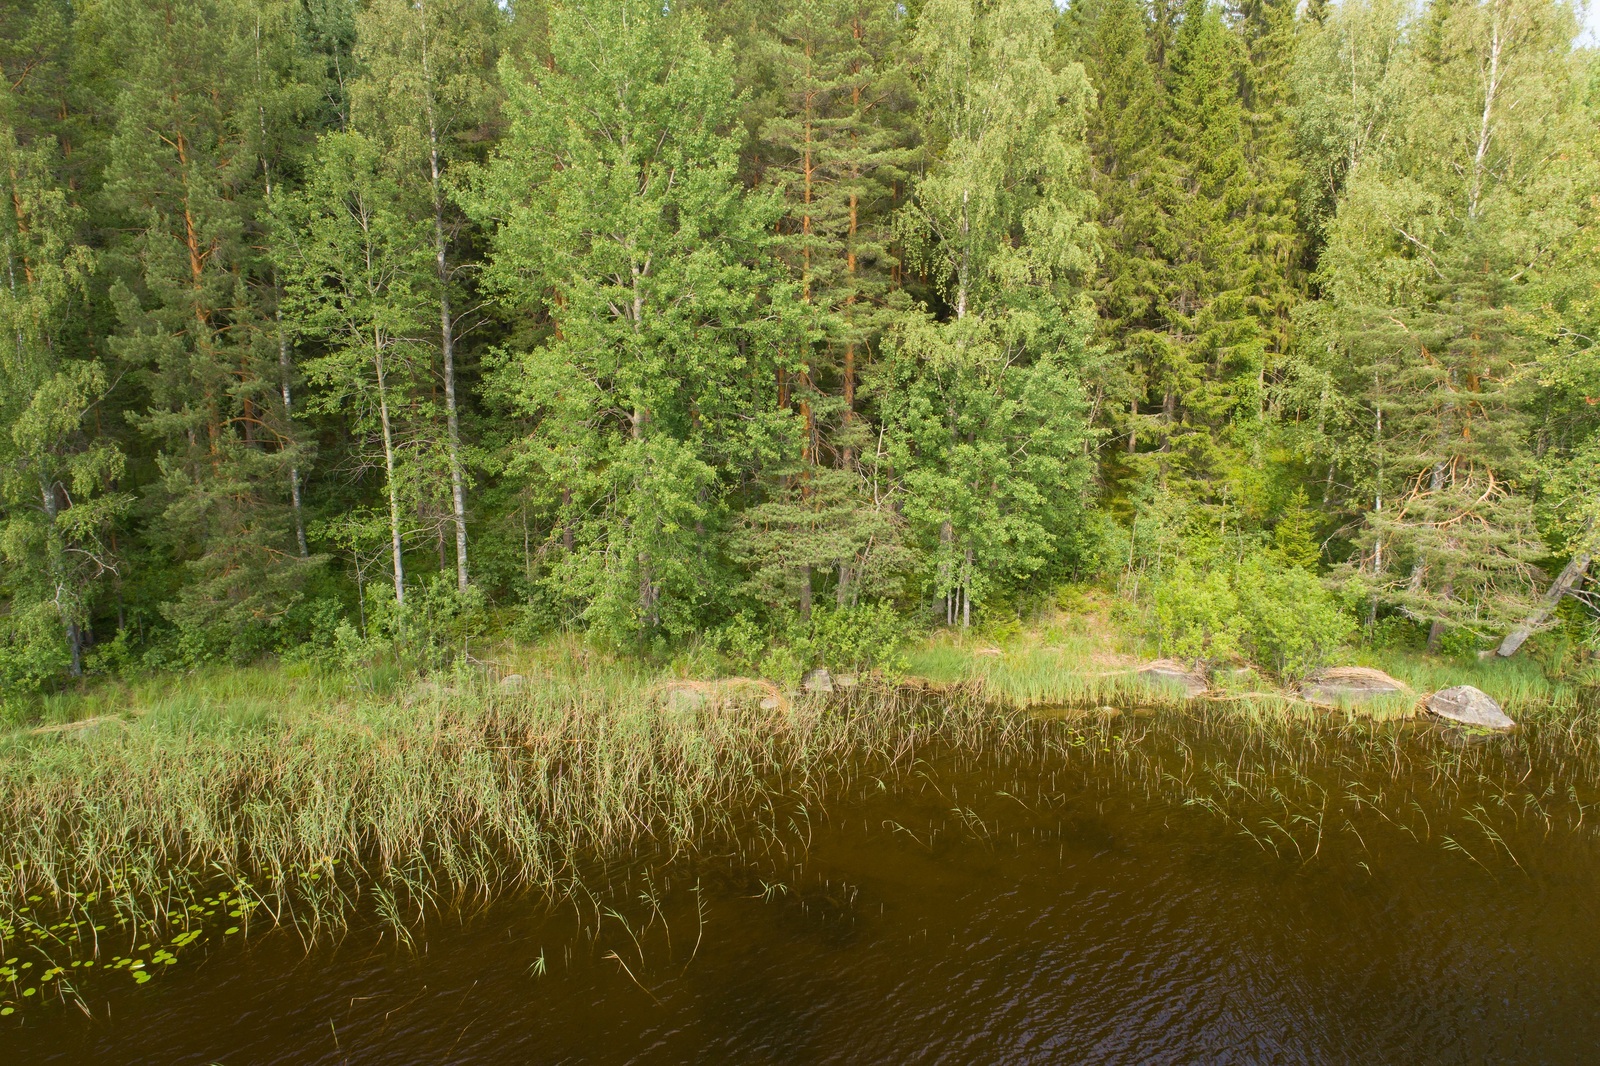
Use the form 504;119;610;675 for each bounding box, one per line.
1302;0;1587;645
745;0;917;615
87;0;316;662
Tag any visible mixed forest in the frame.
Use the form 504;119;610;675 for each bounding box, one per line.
2;0;1597;695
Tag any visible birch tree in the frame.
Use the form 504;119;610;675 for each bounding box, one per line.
884;0;1097;627
472;0;802;642
353;0;503;593
281;132;437;608
0;76;126;684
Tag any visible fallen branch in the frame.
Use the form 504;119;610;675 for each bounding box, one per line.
1497;533;1593;658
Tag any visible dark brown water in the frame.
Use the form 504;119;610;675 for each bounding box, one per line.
10;712;1600;1064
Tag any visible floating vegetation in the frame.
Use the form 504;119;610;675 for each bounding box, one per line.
0;870;268;1014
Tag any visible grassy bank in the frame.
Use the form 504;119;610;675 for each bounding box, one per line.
1;608;1595;1013
901;597;1595;726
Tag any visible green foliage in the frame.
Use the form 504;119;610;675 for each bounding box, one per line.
0;0;1593;693
883;0;1098;628
797;601;909;672
471;0;804;645
1271;488;1321;569
1231;558;1353;678
1148;553;1354;679
706;612;770;673
1150;561;1240;662
709;601;908;678
1290;0;1589;642
0;599;71;693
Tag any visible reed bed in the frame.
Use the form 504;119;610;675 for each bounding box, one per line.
0;658;1009;972
1096;704;1600;876
1;625;1594;1015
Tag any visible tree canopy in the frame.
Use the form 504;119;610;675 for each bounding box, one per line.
1;0;1595;686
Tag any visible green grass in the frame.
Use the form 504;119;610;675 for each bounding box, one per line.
0;642;1008;984
900;607;1595;726
0;610;1592;1010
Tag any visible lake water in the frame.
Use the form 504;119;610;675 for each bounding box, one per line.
10;710;1600;1064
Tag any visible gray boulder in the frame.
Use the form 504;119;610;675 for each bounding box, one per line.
802;667;834;694
1425;685;1515;731
1299;667;1408;706
1136;659;1208;699
662;685;708;713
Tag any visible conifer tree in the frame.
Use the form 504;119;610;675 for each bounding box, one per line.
1237;0;1303;414
1301;0;1587;644
745;0;917;614
1070;0;1166;463
89;0;314;661
1139;0;1266;500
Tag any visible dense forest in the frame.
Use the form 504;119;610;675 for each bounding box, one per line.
1;0;1596;692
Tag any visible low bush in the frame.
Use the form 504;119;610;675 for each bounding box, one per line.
1147;556;1354;680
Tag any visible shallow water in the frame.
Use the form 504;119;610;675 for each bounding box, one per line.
10;711;1600;1064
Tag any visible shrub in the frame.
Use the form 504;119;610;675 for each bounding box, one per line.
801;602;908;673
1150;562;1239;662
1232;561;1354;680
0;599;70;693
706;611;767;672
1146;556;1354;680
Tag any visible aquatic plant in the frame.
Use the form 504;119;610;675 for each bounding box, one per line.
0;647;1011;1009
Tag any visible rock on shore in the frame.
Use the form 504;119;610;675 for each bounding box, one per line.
1299;667;1409;706
802;667;834;694
1425;685;1516;731
1136;660;1209;698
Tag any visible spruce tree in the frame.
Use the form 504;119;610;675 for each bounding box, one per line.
1071;0;1166;468
1139;0;1265;501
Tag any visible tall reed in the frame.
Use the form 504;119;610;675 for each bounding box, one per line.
0;661;1002;954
